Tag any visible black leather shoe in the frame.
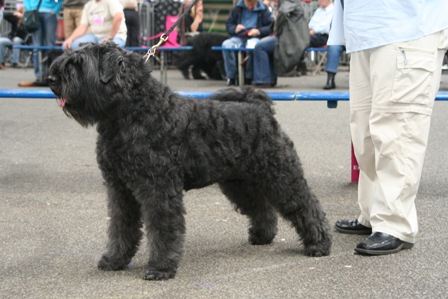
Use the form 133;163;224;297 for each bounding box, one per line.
355;232;413;255
335;219;372;234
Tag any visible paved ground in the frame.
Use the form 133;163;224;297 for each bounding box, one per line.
1;64;448;299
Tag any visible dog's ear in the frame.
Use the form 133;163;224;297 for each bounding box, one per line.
99;54;124;84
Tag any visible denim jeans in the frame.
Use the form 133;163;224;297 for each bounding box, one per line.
0;36;23;64
32;12;57;80
71;34;126;50
222;36;260;80
253;36;277;85
325;45;345;73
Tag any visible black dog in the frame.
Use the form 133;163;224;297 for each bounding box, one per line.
48;42;332;281
175;32;227;80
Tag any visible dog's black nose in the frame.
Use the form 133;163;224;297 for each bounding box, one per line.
47;75;57;85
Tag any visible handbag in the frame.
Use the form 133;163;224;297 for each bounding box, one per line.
22;0;43;33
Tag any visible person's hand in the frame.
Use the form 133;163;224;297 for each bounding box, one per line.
63;39;72;50
100;37;113;43
236;24;246;34
247;28;260;37
309;29;315;35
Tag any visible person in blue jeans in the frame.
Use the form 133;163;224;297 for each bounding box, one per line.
323;45;344;90
252;35;277;87
19;0;63;87
221;0;273;86
0;6;28;69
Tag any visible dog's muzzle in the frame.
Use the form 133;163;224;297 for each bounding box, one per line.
47;75;67;107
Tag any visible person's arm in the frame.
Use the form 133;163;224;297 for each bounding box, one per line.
255;9;274;38
100;11;124;42
189;4;203;32
63;24;88;49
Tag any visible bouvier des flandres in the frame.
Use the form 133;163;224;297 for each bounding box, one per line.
47;42;332;281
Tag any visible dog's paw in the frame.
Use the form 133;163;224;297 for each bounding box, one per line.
97;255;128;271
303;244;331;257
142;267;176;281
248;227;276;245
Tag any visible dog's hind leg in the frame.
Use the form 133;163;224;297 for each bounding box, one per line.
219;180;278;245
264;154;332;257
98;181;143;271
139;184;186;281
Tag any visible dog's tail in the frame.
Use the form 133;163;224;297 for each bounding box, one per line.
209;86;274;112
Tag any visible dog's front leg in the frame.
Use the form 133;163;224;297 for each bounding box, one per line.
139;183;186;281
98;179;143;271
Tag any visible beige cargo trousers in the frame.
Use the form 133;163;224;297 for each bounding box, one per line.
349;29;448;243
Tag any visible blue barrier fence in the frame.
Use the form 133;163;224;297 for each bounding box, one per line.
1;89;448;109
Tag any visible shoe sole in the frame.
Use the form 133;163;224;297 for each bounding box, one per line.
354;243;413;256
335;226;372;235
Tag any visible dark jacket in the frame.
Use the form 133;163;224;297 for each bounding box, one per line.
225;0;274;38
274;0;309;74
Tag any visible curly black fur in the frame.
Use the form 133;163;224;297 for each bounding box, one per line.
175;32;227;80
48;42;332;281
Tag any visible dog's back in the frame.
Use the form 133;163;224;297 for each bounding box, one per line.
209;87;274;113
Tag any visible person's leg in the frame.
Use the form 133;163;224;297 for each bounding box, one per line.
323;45;344;89
12;37;24;65
63;8;77;39
112;37;126;48
71;34;99;50
325;45;344;73
244;37;260;81
0;38;11;65
124;9;140;47
348;50;375;230
222;37;243;82
253;36;277;85
365;31;446;244
31;16;44;80
309;33;328;48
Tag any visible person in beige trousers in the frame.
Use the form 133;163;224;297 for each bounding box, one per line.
329;0;448;255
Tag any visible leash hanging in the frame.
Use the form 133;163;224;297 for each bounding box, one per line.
143;0;200;63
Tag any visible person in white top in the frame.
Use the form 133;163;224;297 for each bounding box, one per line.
330;0;448;255
308;0;333;47
63;0;127;50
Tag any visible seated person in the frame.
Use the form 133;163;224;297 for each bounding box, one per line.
63;0;127;50
308;0;333;47
221;0;274;86
176;0;203;46
252;0;333;87
0;6;28;69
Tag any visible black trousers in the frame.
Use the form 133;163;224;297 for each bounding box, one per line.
309;33;329;48
124;9;140;47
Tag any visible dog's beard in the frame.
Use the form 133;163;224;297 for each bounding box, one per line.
62;106;96;127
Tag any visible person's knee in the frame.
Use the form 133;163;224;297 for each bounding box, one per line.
222;39;233;48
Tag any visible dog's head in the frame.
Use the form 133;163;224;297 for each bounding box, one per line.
48;42;149;127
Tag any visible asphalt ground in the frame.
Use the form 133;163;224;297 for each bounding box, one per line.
1;64;448;299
